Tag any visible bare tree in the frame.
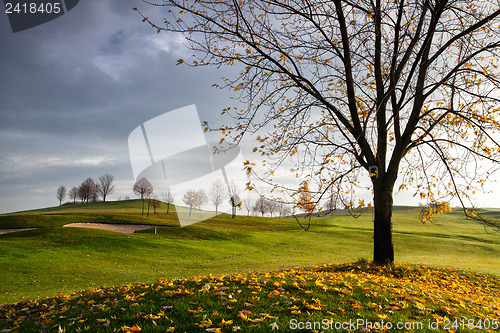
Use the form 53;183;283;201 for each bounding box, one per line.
182;189;209;219
69;186;78;204
78;178;97;203
243;199;253;217
325;186;339;214
209;179;226;216
195;189;209;220
140;0;500;264
91;183;99;202
147;196;162;217
163;187;175;214
97;173;114;202
227;180;242;218
280;204;292;217
133;177;153;215
253;197;269;217
56;185;66;206
183;189;197;217
77;186;85;203
267;199;279;218
153;197;162;214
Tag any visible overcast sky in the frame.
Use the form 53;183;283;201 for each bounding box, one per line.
0;0;242;213
1;0;499;214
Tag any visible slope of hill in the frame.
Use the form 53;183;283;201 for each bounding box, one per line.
0;200;498;306
0;200;179;228
1;262;498;332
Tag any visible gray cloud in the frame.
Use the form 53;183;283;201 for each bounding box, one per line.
0;0;239;212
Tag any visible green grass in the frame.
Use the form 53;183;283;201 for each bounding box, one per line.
0;200;499;310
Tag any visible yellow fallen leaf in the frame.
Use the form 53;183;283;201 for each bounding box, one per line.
414;302;426;311
206;329;223;333
221;318;233;326
199;318;212;327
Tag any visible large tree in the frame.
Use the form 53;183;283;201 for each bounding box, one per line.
138;0;500;264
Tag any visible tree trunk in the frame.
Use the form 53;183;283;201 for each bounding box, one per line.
231;203;236;218
373;182;395;265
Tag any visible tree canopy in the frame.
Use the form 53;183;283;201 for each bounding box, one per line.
138;0;500;264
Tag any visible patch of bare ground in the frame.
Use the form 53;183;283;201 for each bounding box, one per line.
63;223;153;234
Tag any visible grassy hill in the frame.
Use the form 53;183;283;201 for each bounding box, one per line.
0;200;179;228
1;262;499;332
0;200;499;313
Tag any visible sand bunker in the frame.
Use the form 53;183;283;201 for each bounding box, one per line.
63;223;154;234
0;228;36;235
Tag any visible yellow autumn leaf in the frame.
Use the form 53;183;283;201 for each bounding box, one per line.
414;302;426;311
221;318;233;326
206;328;223;333
199;317;212;327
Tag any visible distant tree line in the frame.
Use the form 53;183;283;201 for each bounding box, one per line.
56;173;342;219
180;179;244;219
128;176;341;219
251;197;292;218
56;173;115;206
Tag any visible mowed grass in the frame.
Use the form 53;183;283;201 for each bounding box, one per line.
0;200;498;308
